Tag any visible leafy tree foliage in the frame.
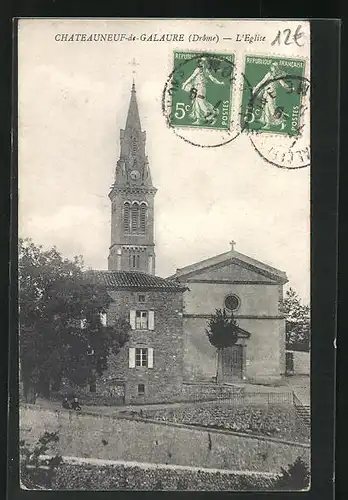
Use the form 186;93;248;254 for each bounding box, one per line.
283;288;310;351
275;457;310;490
206;309;240;382
20;431;63;489
19;238;130;402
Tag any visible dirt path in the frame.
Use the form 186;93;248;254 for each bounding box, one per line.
42;454;279;477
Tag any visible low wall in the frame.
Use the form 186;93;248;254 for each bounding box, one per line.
292;351;310;375
20;406;309;473
57;381;244;406
180;383;244;402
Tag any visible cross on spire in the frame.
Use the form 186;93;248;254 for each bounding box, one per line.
129;59;139;94
129;58;140;76
230;240;236;251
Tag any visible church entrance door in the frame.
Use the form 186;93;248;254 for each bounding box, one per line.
222;344;243;380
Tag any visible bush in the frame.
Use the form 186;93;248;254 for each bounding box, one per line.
20;431;63;489
274;457;310;490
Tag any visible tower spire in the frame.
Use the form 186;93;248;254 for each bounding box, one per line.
108;82;157;274
125;82;141;131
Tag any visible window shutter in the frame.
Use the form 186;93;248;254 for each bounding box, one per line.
147;348;153;368
129;310;136;329
129;347;136;368
100;312;107;327
148;310;155;330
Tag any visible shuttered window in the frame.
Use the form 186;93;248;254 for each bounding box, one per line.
123;202;130;232
130;348;154;368
148;348;154;368
129;310;136;330
135;348;148;367
136;311;148;329
129;347;136;368
148;310;155;330
130;310;155;330
140;203;147;234
131;203;139;232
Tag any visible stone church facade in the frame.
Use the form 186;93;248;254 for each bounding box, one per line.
89;84;288;403
168;246;288;384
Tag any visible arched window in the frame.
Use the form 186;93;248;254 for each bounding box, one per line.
140;203;147;234
123;202;130;232
131;202;139;232
131;137;137;156
130;254;140;269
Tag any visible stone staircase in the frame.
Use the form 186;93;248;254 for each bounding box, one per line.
293;397;310;431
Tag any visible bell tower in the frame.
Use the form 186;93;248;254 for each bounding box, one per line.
108;83;157;274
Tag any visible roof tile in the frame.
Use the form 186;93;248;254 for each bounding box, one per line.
86;270;186;292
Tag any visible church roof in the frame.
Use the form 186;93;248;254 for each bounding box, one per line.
168;248;288;284
87;270;187;292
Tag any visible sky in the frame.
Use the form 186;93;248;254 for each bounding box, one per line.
18;19;310;302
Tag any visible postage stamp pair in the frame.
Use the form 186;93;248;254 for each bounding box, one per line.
169;51;307;137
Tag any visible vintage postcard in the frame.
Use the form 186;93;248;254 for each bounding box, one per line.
17;19;311;491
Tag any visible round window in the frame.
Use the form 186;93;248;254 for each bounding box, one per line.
224;294;240;311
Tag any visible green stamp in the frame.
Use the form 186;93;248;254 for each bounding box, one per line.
241;56;307;136
168;51;234;130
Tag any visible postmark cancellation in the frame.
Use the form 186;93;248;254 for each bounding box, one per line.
241;55;307;137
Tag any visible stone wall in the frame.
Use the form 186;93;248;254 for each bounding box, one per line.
176;259;286;385
183;281;280;317
20;406;310;473
96;289;185;404
287;351;310;376
183;316;285;383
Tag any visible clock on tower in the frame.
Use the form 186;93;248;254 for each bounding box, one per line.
130;170;140;181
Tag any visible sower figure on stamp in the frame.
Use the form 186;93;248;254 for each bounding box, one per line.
182;57;224;125
252;62;291;130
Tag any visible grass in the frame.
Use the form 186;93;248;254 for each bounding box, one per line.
120;403;309;443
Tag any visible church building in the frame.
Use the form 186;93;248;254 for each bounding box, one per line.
168;244;288;384
90;84;186;404
90;83;288;404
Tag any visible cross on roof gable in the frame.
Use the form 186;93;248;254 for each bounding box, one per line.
168;249;288;284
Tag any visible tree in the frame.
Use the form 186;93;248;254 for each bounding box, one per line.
274;457;310;490
19;238;130;403
282;287;310;351
205;308;239;383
